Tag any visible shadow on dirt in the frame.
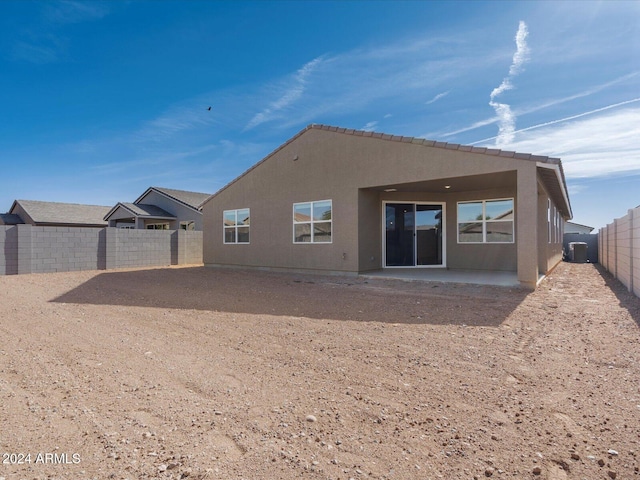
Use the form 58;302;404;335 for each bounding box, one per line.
50;266;529;326
595;263;640;327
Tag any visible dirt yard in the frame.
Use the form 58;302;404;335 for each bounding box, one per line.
0;262;639;480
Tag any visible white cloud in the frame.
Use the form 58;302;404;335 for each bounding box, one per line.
136;103;217;142
489;21;530;147
11;39;62;64
361;121;378;132
441;72;640;139
471;97;640;145
245;56;324;130
44;1;110;24
426;91;450;105
490;107;640;179
11;1;110;64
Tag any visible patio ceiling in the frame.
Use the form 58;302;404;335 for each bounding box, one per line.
366;171;517;194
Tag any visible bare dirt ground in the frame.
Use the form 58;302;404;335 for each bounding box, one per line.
1;262;639;480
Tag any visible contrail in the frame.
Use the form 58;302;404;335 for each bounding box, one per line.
489;21;529;147
440;71;640;138
469;97;640;146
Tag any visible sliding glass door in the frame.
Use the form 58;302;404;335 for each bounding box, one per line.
384;203;444;267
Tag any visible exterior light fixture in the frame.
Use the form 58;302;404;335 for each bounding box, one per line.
444;185;451;189
383;188;397;192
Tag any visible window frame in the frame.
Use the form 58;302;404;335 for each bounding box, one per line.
457;198;515;244
547;199;552;244
146;223;170;230
223;208;250;244
293;199;333;244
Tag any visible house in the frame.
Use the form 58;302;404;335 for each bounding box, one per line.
104;186;210;230
564;221;594;234
0;213;23;225
6;199;111;227
201;124;572;289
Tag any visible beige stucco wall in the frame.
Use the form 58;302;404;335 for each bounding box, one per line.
203;128;553;287
536;181;564;275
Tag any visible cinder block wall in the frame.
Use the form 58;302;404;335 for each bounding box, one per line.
183;231;203;265
31;226;103;273
113;229;172;268
599;206;639;298
0;226;203;276
0;226;19;275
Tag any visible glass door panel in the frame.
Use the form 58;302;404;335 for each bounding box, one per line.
385;203;415;266
385;203;444;267
416;205;443;265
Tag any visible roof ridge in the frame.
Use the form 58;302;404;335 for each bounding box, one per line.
307;123;561;163
16;199;112;208
152;186;211;196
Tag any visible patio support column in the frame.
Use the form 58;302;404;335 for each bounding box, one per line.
516;167;538;289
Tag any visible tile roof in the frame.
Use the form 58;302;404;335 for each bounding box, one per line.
110;202;176;219
138;187;211;211
11;200;111;226
200;124;570;214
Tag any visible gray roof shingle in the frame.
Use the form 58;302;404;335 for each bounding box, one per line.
137;187;211;211
11;200;111;226
117;203;176;218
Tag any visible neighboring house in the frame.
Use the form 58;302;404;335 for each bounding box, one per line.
201;124;572;289
104;186;210;230
564;221;594;234
6;199;110;227
0;213;23;225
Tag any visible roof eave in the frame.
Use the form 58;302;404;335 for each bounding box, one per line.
537;161;573;220
104;202;136;221
137;187;203;213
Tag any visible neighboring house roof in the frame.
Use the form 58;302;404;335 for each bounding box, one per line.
135;186;211;212
10;200;110;227
0;213;23;225
565;221;594;233
103;202;176;221
200;124;573;219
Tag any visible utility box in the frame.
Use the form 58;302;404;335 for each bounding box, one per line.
569;242;588;263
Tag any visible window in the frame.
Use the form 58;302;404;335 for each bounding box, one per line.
458;198;514;243
548;199;552;244
293;200;332;243
180;221;195;231
223;209;250;244
146;223;169;230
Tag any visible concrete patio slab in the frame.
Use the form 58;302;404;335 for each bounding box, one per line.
361;268;522;287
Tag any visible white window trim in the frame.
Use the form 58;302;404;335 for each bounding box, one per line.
223;208;250;244
381;201;447;269
457;198;515;244
293;199;332;244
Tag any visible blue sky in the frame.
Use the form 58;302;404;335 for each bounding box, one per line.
1;1;638;230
